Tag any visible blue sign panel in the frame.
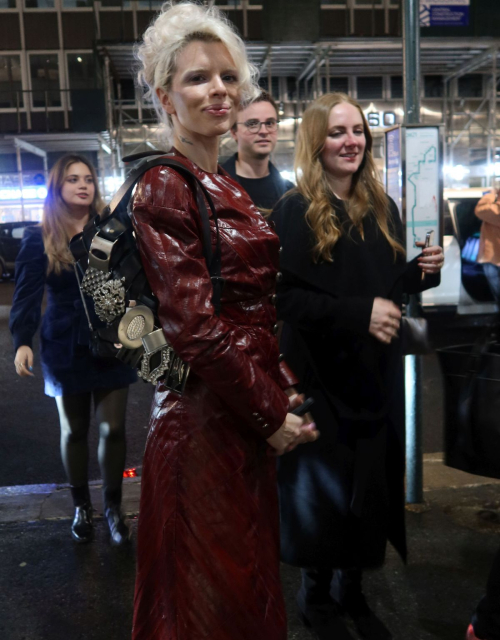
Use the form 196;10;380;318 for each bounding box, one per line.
420;1;470;27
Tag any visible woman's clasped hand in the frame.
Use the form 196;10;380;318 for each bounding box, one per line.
369;297;402;345
267;392;319;455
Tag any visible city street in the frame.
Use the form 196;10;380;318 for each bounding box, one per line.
1;0;499;636
2;279;500;640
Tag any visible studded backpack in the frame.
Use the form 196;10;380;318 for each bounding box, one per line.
69;151;223;394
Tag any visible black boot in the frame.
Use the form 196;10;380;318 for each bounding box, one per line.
297;568;355;640
103;487;130;547
70;485;93;544
333;570;392;640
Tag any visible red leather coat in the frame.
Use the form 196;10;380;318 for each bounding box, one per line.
131;149;297;640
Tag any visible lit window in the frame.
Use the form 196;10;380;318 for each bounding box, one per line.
458;74;483;98
0;55;23;109
63;0;93;7
25;0;55;7
29;54;61;108
391;76;403;99
67;53;100;90
357;76;383;100
424;75;444;98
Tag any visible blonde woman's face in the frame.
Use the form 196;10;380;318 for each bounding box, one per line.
60;162;95;210
321;102;366;180
157;40;240;141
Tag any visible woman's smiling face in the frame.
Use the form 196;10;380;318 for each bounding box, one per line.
321;102;367;181
60;162;95;210
158;39;241;141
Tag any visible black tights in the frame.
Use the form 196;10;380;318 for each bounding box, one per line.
55;387;128;495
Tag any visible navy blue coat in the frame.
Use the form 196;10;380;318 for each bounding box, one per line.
9;225;136;397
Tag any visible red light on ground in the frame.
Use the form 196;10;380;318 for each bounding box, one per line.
123;468;137;478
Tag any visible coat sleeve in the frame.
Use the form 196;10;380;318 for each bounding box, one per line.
9;226;46;351
278;360;299;390
276;273;373;335
271;193;373;336
475;192;500;228
401;257;440;294
387;197;441;294
131;166;289;438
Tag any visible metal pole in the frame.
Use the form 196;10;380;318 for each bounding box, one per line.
16;147;25;222
98;145;106;198
268;55;272;98
104;56;114;134
488;48;497;187
449;78;455;175
326;51;330;94
16;91;21;134
403;0;423;504
443;78;448;181
315;53;321;98
43;156;48;186
403;0;420;125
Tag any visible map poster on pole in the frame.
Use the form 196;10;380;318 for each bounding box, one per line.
403;125;443;261
385;126;402;220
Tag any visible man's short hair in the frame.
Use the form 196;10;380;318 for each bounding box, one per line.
231;91;278;131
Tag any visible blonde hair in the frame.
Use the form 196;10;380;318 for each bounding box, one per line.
41;155;104;275
136;1;260;145
294;92;405;262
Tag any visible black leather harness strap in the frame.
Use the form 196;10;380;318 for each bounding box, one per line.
71;153;224;315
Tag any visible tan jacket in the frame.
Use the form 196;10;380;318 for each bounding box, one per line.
475;191;500;266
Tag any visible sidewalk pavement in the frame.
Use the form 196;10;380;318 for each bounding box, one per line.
2;456;500;640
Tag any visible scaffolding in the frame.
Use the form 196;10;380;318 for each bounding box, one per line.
96;37;500;187
443;47;500;187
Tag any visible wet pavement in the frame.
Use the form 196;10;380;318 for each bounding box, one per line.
1;459;500;639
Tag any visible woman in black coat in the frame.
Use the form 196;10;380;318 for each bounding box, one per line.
271;93;444;640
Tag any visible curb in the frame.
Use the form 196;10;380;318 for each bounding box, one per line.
0;476;142;525
2;456;500;525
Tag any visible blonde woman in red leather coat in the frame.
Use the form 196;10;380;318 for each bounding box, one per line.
131;3;318;639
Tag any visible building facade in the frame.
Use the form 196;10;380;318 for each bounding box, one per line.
1;0;499;221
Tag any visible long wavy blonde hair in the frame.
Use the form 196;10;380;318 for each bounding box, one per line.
294;92;405;262
41;154;104;275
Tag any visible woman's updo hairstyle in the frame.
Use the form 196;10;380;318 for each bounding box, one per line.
136;1;260;144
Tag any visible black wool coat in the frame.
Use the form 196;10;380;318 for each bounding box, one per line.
271;192;440;570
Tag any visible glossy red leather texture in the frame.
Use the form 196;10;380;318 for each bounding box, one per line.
130;149;295;640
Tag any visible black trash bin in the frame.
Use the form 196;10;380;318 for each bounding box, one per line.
437;339;500;480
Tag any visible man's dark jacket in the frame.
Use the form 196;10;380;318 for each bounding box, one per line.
222;153;294;210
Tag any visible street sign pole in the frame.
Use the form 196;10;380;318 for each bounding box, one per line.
403;0;424;504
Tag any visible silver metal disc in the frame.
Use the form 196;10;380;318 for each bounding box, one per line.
117;305;155;349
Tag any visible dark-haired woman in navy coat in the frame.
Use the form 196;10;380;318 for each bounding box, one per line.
10;154;136;546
